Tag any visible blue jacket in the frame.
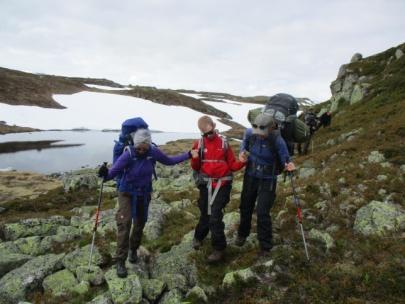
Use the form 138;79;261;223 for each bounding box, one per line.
107;146;189;192
240;129;290;179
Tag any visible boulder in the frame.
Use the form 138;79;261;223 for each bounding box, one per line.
141;278;167;302
42;269;80;297
2;216;69;241
105;268;143;304
62;170;99;192
62;245;105;272
186;285;208;303
160;273;188;292
0;252;32;277
86;293;113;304
222;268;257;288
159;289;183;304
0;253;65;304
76;265;105;286
151;231;197;287
13;236;46;256
350;53;363;63
308;229;335;250
395;48;404;60
144;199;172;241
354;201;405;236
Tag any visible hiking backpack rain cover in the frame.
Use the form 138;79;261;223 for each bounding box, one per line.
112;117;149;187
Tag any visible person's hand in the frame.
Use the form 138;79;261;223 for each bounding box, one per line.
98;163;109;179
190;149;199;159
285;162;295;172
239;151;249;163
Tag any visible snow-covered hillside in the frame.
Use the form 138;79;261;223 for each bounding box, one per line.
0;91;230;133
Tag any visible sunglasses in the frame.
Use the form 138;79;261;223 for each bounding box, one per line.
202;130;214;137
136;147;149;153
252;124;268;130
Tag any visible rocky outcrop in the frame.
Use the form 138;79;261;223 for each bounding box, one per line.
105;268;143;304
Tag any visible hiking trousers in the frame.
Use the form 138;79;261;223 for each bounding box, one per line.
115;192;149;261
194;184;231;251
238;174;277;251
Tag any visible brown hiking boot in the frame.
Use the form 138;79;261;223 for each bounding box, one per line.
207;250;225;264
235;235;246;247
257;249;271;259
192;238;203;250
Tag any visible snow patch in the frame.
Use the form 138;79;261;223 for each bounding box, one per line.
85;84;130;90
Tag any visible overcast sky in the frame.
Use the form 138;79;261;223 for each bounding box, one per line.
1;0;404;101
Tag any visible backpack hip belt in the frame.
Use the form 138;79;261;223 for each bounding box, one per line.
201;159;227;163
205;176;233;215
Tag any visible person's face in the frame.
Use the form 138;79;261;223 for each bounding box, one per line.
199;123;215;138
135;142;149;155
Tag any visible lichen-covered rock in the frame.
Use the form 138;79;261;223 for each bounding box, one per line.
223;211;240;235
151;231;197;287
354;201;405;236
142;278;167;302
367;151;385;164
3;216;69;241
0;253;65;303
42;269;78;297
222;268;257;288
159;289;183;304
62;245;105;272
144;199;172;241
104;268;142;304
13;236;46;256
161;273;188;292
62;170;99;192
126;258;150;280
186;285;208;303
86;292;113;304
350;53;363;63
308;229;335;250
76;265;105;286
0;252;32;277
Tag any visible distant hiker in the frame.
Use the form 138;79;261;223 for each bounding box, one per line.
98;128;191;278
319;111;332;128
235;113;295;256
191;115;246;263
297;109;319;155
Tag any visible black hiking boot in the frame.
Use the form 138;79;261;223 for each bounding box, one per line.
207;250;225;264
235;235;246;247
192;238;203;250
116;260;128;278
128;249;138;264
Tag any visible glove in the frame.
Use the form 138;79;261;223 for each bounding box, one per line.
98;163;109;179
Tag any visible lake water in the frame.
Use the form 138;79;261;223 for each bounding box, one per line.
0;131;198;174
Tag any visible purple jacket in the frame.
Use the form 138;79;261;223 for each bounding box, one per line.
107;146;190;192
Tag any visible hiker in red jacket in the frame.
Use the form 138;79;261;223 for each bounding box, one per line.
190;115;247;263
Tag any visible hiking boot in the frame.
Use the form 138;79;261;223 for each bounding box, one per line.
116;260;128;278
128;249;138;264
192;238;203;250
207;250;225;264
235;235;246;247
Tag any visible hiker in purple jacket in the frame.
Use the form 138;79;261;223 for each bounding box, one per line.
98;128;191;278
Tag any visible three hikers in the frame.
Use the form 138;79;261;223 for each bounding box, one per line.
190;115;246;263
98;124;191;278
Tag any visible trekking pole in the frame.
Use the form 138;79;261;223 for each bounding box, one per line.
289;171;310;261
88;163;107;271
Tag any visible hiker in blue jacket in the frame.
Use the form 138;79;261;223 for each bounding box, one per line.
98;128;191;277
236;113;295;256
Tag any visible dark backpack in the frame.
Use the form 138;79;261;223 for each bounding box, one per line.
112;117;157;187
248;93;310;143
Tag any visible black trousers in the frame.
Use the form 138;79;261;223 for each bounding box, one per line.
238;174;277;251
194;184;231;251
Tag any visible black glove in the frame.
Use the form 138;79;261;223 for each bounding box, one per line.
98;163;109;179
